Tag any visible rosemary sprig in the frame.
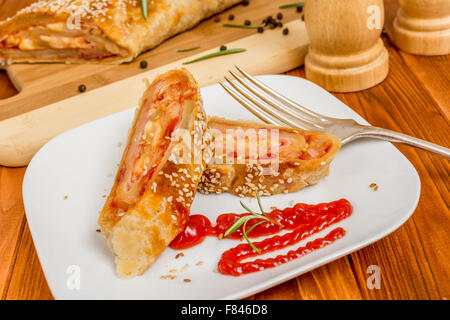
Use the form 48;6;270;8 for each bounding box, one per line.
279;2;305;9
141;0;148;20
182;48;246;65
255;190;266;216
223;191;282;254
222;23;260;29
177;46;201;53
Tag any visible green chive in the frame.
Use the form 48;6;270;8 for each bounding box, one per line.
255;190;266;216
177;46;201;53
242;219;261;254
141;0;148;20
279;2;305;9
222;23;260;29
182;48;246;65
224;215;262;238
223;190;282;254
243;220;267;238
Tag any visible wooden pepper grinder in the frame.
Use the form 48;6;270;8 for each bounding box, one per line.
393;0;450;55
304;0;389;92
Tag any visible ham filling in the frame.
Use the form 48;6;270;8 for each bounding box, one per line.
209;121;333;163
113;76;195;210
0;21;128;60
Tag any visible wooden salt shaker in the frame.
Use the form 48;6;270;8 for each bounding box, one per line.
393;0;450;55
304;0;389;92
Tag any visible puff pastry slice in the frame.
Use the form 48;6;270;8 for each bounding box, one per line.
99;69;208;277
199;117;341;197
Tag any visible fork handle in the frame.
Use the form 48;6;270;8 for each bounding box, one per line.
356;126;450;158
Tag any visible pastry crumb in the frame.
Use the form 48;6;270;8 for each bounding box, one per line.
160;275;177;280
181;264;190;272
117;142;122;147
183;278;192;283
96;229;101;232
175;252;184;259
370;183;379;191
63;195;68;200
196;261;204;266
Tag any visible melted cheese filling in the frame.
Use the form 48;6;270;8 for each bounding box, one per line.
1;22;128;60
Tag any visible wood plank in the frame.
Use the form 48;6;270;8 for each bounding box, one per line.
295;257;363;300
4;223;53;300
0;71;24;299
0;167;26;299
254;279;302;300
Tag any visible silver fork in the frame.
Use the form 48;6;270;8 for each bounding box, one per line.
220;66;450;158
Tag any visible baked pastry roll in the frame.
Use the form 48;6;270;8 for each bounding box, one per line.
0;0;241;64
199;117;341;197
99;69;208;277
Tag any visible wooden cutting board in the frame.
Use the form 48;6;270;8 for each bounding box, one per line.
0;1;310;167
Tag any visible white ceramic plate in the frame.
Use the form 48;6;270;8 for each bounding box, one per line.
23;75;420;300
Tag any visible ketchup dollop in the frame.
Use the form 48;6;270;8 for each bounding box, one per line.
169;199;352;276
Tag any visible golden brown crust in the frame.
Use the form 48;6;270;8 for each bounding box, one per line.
199;117;341;197
98;69;208;277
0;0;242;64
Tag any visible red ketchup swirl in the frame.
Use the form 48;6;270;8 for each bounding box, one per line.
169;199;352;276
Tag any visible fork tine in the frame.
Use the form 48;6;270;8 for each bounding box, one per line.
234;65;332;122
228;70;324;130
219;82;285;127
224;76;321;131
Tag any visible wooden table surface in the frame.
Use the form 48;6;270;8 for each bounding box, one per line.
0;0;448;300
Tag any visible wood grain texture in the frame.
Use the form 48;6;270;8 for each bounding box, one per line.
0;0;449;300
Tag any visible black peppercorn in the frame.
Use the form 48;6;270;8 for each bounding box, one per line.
228;14;234;21
214;16;221;23
244;19;251;26
140;60;148;69
257;26;264;33
297;5;303;13
242;0;250;6
277;12;283;20
282;28;289;35
78;84;86;93
278;22;283;28
301;14;305;21
269;22;277;29
220;45;227;51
